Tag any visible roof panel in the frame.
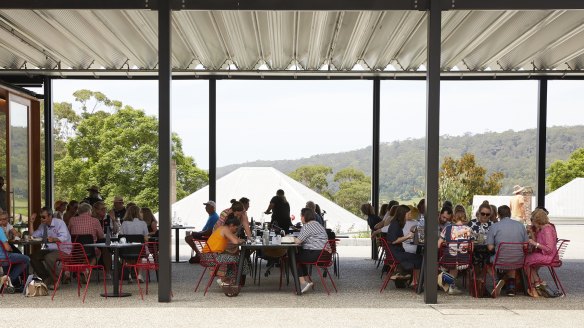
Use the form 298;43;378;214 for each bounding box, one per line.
0;9;582;76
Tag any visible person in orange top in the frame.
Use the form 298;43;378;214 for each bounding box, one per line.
203;214;247;285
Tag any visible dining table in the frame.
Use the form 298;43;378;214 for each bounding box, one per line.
235;243;302;295
85;242;143;297
11;239;53;256
171;225;195;263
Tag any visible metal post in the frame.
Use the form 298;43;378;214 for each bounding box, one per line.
43;77;54;209
157;0;172;303
371;78;381;260
209;78;217;202
536;79;548;207
424;0;441;304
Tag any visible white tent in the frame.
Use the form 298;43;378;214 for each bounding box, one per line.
545;178;584;220
162;167;367;234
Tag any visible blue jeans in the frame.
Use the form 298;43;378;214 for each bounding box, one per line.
2;253;30;286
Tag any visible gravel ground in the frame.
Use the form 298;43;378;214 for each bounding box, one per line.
1;225;582;327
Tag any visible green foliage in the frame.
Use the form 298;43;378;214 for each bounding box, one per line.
439;153;503;206
288;165;371;216
547;148;584;191
54;90;208;211
220;126;584;200
289;165;333;198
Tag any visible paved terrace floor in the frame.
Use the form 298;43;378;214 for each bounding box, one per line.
2;225;583;327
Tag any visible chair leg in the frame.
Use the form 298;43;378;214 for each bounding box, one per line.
76;271;81;297
82;269;93;303
135;267;144;300
194;267;207;292
549;267;566;295
51;269;64;301
380;264;395;293
204;266;220;296
327;268;337;292
102;268;108;299
315;267;330;295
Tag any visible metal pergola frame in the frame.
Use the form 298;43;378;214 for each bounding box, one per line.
1;0;583;304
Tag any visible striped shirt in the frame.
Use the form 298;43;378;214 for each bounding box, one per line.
297;221;328;251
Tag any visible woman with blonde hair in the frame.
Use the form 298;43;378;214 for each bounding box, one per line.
525;209;560;297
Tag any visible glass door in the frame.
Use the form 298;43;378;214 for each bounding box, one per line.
9;99;29;224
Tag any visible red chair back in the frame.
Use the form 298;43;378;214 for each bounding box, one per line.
57;242;90;273
493;242;528;271
549;239;570;267
314;241;334;268
379;238;398;265
194;239;217;268
438;241;473;269
141;242;159;265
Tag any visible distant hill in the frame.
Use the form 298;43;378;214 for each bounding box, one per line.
218;126;584;201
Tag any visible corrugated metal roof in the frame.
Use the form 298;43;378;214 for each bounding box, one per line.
0;9;583;76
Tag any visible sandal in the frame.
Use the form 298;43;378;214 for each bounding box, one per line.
527;287;540;298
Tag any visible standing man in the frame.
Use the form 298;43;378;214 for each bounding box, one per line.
83;185;103;206
0;176;6;212
510;185;526;223
185;201;219;263
486;205;528;297
29;207;71;287
264;189;292;232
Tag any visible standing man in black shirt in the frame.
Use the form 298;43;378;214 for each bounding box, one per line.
264;189;292;232
83;185;103;206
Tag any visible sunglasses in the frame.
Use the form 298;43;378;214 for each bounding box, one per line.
480;212;491;216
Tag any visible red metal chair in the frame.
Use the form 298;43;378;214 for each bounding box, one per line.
1;246;28;296
438;241;476;295
119;242;159;300
379;238;400;293
193;239;238;296
52;242;107;303
299;240;337;295
484;242;528;298
526;239;570;296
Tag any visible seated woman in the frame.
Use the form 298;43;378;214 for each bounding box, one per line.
402;206;419;254
0;212;30;291
525;209;559;297
294;208;329;294
140;207;158;237
437;209;472;295
0;211;22;254
214;200;245;231
371;204;399;238
385;205;422;280
361;203;381;232
203;214;246;285
120;205;149;283
468;201;492;236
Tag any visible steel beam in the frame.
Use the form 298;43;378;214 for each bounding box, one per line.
181;0;425;11
536;79;548;208
209;78;217;202
444;0;584;10
43;77;53;209
157;0;172;303
424;0;440;305
0;0;156;9
371;77;380;260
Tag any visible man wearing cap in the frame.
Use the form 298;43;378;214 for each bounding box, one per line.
185;201;219;263
509;185;525;223
83;185;103;206
109;196;126;224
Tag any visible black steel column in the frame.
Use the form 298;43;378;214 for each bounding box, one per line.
371;78;381;260
536;79;548;207
157;0;172;303
209;78;217;202
43;77;53;209
424;0;441;304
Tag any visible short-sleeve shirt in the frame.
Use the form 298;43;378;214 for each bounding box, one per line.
270;196;291;230
68;213;105;242
486;217;528;251
121;218;149;236
1;223;13;239
0;228;8;259
468;219;491;234
202;212;219;232
297;221;328;251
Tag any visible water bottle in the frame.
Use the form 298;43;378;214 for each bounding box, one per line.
417;215;425;244
262;224;270;245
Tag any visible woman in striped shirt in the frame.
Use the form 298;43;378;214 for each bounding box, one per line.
294;208;329;294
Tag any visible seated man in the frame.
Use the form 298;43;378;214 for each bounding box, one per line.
486;205;528;297
30;207;71;288
185;201;219;263
0;212;30;291
69;203;104;264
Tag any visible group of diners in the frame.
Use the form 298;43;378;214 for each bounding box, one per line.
184;189;332;294
0;185;158;292
368;198;563;298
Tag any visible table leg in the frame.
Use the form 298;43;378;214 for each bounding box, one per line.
235;246;246;287
101;248;131;297
288;247;301;295
175;228;180;262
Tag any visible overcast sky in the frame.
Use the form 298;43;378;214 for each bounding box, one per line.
48;79;584;169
